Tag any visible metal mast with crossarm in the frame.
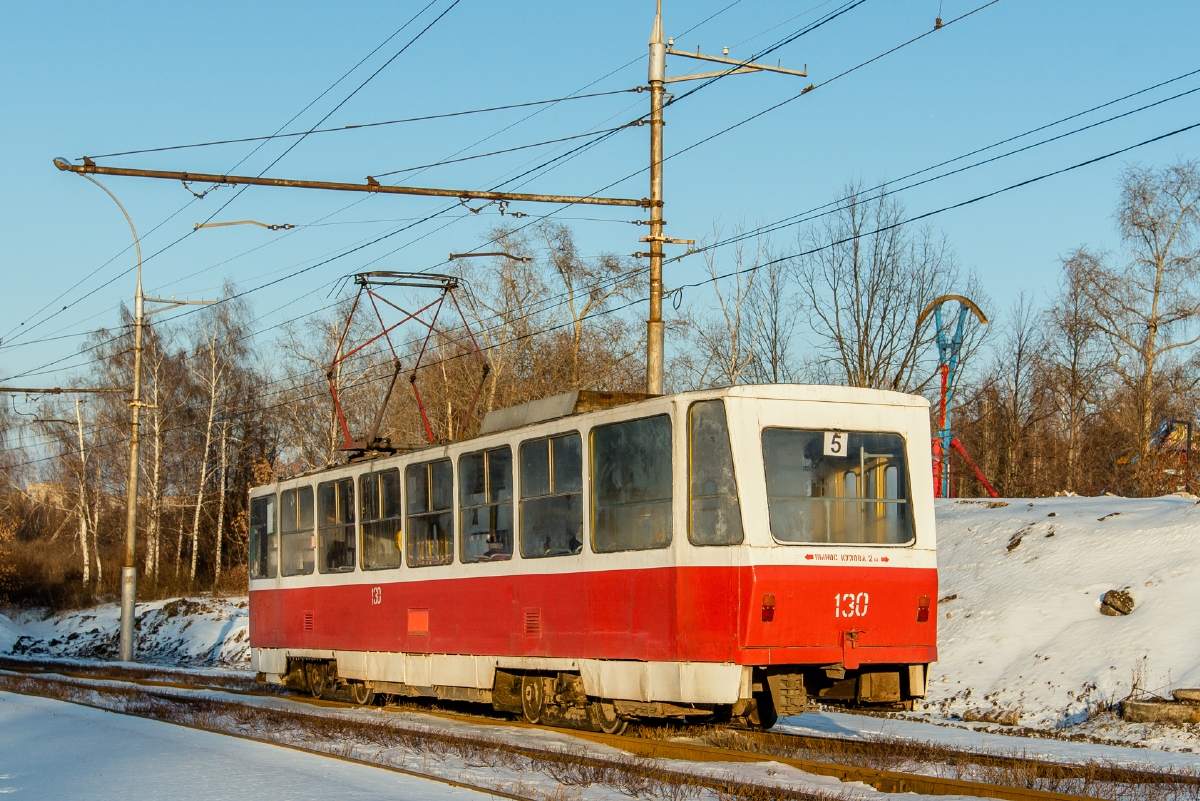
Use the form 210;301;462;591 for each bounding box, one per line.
917;294;998;499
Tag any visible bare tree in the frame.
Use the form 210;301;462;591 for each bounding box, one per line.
749;255;799;384
678;228;767;389
1074;160;1200;466
212;420;230;591
992;295;1051;493
792;184;968;392
537;221;643;389
1046;255;1107;492
71;398;93;587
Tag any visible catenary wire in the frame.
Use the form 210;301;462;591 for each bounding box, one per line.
8;0;747;365
2;0;943;382
14;116;1199;465
84;90;642;160
1;2;446;350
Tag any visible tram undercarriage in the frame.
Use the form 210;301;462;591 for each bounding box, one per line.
267;657;928;733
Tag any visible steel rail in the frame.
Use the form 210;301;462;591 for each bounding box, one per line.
0;660;1133;801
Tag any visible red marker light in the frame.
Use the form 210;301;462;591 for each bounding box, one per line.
917;595;930;623
762;593;776;623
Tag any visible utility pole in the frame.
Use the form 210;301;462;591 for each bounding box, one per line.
643;0;807;394
58;164;214;662
646;4;667;394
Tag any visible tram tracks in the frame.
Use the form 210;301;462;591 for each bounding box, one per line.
1;658;1194;801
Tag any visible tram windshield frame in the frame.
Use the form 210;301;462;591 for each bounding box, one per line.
761;428;914;546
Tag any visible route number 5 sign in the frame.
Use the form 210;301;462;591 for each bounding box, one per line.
824;431;846;456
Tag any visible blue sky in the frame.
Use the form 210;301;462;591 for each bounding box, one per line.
1;0;1198;386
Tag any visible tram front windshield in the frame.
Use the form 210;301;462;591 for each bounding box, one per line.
762;429;913;545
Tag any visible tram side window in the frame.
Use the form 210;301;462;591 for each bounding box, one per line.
519;433;583;558
317;478;355;573
406;459;453;567
280;486;316;576
688;401;744;545
592;415;672;553
361;469;403;570
761;429;914;545
460;447;514;562
249;494;277;579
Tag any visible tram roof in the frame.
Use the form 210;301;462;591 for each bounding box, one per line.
479;384;928;435
261;384;928;486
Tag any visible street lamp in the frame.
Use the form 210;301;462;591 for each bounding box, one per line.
54;157;215;661
55;156;144;661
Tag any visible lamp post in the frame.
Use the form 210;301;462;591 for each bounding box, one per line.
55;158;144;661
55;157;218;659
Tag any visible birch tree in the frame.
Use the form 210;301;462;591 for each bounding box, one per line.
1075;161;1200;465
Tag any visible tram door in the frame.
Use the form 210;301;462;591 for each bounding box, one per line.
677;400;742;662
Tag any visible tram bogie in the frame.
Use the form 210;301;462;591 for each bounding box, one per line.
249;385;938;729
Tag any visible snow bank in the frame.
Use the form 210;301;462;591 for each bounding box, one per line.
5;596;248;667
928;495;1200;738
0;614;20;654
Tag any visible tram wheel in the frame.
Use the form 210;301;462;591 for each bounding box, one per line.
588;701;628;735
520;675;546;724
349;681;375;706
306;662;330;699
749;691;778;730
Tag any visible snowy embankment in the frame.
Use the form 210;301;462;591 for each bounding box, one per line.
0;597;248;667
925;495;1200;740
1;496;1198;746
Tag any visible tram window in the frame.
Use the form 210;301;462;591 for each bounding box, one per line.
459;447;514;562
317;478;355;573
279;486;316;576
249;494;277;579
591;415;672;553
762;429;914;545
519;433;583;558
688;401;744;546
406;459;453;567
360;469;402;570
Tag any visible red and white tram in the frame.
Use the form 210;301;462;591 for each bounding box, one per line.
249;385;937;731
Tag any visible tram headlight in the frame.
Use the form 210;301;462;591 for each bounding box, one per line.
916;595;931;623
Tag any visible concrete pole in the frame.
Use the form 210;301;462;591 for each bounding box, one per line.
77;171;142;662
646;0;666;395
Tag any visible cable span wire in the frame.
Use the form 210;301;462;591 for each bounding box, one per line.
370;125;638;178
668;79;1200;263
1;0;985;382
84;90;642;160
676;119;1200;292
14;115;1199;465
3;0;747;368
20;0;996;376
2;1;445;350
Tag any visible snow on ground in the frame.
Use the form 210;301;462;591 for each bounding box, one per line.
778;709;1200;772
0;684;931;801
2;597;248;667
2;495;1200;751
0;690;490;801
925;495;1200;747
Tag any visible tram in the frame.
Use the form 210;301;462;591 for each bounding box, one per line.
248;385;937;731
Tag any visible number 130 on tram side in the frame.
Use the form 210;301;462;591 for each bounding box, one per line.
248;385;937;732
